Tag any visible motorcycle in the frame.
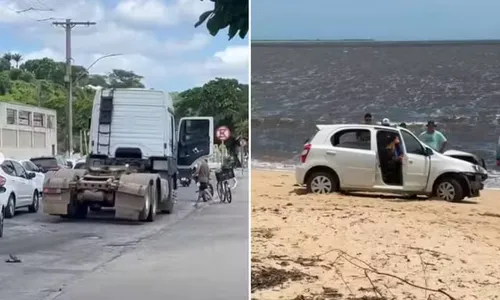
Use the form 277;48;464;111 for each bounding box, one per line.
180;177;191;187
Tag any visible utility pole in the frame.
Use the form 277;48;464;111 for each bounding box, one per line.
53;19;96;156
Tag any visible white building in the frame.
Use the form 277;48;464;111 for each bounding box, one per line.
0;102;57;159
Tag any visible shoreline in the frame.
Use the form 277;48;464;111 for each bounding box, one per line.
251;170;500;300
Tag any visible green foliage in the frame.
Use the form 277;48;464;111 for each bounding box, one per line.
0;54;146;153
195;0;248;40
174;77;248;144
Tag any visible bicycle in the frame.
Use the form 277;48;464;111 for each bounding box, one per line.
193;176;214;206
215;167;236;203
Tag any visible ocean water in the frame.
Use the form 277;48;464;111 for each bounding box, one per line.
251;41;500;188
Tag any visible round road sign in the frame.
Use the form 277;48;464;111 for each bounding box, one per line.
216;126;231;141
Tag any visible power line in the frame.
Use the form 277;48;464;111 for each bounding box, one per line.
53;19;97;155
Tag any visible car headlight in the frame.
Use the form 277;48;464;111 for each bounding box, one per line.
472;164;487;174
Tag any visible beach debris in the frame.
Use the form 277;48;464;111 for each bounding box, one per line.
5;254;21;263
251;266;317;292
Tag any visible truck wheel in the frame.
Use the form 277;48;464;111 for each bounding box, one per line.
89;205;102;212
306;172;337;194
67;202;88;219
146;187;157;222
435;177;464;202
139;184;155;222
159;174;174;214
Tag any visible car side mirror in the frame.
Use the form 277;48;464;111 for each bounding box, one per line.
66;162;73;168
424;147;434;156
27;172;36;179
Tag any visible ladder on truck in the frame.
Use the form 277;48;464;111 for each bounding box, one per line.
96;89;114;155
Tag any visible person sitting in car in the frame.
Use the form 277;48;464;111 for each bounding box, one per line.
379;134;403;185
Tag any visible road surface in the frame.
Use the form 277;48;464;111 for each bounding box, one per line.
0;171;249;300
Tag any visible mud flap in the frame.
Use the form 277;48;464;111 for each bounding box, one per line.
43;170;79;215
115;173;158;220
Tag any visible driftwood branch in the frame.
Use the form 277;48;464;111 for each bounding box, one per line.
315;248;458;300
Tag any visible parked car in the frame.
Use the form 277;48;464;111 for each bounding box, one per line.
0;159;39;218
296;124;487;202
19;160;45;197
29;156;70;173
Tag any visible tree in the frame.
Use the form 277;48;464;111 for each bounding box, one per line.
195;0;248;40
174;78;248;156
108;69;145;88
1;52;148;153
0;58;11;72
11;53;22;68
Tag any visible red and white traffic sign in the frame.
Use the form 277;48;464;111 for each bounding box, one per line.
216;126;231;141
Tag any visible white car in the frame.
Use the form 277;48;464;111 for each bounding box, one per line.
19;160;45;197
0;159;40;218
296;124;487;202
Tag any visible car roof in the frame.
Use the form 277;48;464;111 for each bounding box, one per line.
316;124;401;131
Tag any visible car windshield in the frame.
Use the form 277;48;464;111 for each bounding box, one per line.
30;157;58;168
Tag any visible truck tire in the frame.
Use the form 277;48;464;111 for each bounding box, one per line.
435;177;464;202
139;184;155;222
66;202;88;219
159;173;174;214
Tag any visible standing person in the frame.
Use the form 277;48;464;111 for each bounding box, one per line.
193;158;212;206
419;121;448;153
357;113;373;141
364;113;373;124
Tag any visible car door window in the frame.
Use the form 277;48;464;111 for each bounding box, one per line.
401;130;425;155
12;161;28;178
1;161;16;176
22;161;35;172
331;129;371;150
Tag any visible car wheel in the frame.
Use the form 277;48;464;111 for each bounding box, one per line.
435;178;464;202
5;194;15;218
306;172;337;194
28;191;39;213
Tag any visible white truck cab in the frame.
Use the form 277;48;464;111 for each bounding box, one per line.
296;124;487;202
42;88;214;221
88;88;214;177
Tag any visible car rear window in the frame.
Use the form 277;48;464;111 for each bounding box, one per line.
30;158;58;168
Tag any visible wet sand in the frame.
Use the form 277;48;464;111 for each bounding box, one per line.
251;170;500;300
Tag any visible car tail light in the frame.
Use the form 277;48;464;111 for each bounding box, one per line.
300;143;312;163
44;187;61;194
0;176;5;186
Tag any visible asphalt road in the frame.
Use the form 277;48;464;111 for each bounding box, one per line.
0;170;249;300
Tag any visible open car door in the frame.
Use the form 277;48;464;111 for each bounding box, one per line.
177;117;214;175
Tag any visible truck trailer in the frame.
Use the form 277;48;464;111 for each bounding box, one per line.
42;88;214;221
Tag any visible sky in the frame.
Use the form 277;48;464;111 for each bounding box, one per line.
252;0;500;41
0;0;249;92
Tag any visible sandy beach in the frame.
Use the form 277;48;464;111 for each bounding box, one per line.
251;170;500;300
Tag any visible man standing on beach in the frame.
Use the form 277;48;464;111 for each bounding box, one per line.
357;113;373;141
364;113;373;124
419;121;448;153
